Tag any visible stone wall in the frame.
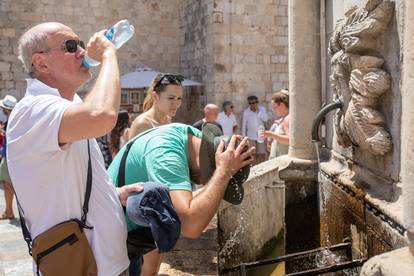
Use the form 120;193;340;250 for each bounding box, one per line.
218;160;284;271
210;0;288;122
178;0;289;123
0;0;180;97
177;0;213;123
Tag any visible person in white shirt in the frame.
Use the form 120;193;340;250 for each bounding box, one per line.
8;22;143;276
242;95;269;164
217;101;238;136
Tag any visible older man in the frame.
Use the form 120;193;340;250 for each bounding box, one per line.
217;100;238;136
192;103;221;131
7;22;142;276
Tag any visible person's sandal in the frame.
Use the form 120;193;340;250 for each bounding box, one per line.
0;212;15;220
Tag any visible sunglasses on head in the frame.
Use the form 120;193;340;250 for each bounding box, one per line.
154;74;185;91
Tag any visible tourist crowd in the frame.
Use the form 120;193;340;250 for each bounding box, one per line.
1;21;289;276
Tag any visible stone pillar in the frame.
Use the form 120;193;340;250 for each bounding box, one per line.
401;0;414;255
288;0;322;160
279;1;321;273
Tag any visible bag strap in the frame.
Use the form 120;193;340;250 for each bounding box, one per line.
81;141;93;229
117;126;158;188
117;139;138;188
16;196;32;255
16;139;93;255
117;138;140;213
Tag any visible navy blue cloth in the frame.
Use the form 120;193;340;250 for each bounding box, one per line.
126;182;181;253
95;135;112;168
1;121;7;158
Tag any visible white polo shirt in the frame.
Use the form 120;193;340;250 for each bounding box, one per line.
7;79;129;276
241;105;269;140
217;111;237;136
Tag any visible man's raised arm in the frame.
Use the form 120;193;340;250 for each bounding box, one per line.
59;31;120;144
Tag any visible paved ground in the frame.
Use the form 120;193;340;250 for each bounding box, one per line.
0;183;218;276
0;183;32;276
159;216;218;276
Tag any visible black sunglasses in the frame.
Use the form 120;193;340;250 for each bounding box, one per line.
154;74;185;91
60;39;85;53
39;39;85;54
249;101;258;105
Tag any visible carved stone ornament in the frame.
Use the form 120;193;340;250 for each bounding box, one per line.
328;0;394;155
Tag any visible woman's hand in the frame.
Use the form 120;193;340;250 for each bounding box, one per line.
262;130;272;138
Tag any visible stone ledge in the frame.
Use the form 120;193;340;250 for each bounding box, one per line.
277;155;319;181
360;247;414;276
217;158;284;270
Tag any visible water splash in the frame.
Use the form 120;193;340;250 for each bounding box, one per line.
219;164;264;267
315;249;360;275
218;205;249;266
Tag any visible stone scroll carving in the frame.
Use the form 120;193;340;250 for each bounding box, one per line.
328;0;394;155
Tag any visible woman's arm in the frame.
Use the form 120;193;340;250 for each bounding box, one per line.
263;131;289;145
263;116;290;145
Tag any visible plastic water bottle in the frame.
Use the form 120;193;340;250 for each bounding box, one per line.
82;19;135;68
257;125;265;143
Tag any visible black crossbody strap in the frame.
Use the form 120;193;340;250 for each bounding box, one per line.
117;139;137;188
16;196;32;255
81;140;93;229
117;127;157;188
117;136;143;213
17;139;93;254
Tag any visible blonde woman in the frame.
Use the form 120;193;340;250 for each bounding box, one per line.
128;73;184;139
261;89;290;159
127;73;184;276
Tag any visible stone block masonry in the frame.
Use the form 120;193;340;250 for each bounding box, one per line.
0;0;288;125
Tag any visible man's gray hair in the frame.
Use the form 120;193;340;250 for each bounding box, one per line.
222;100;232;110
17;22;68;77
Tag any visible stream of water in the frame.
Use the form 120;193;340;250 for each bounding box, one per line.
220;148;362;275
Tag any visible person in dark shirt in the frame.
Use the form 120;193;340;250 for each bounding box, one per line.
193;103;221;131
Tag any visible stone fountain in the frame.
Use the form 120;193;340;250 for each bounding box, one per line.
217;0;414;275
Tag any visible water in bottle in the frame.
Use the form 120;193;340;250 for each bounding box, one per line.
83;19;135;68
257;125;265;143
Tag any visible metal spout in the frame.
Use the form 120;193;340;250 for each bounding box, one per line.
311;101;343;143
